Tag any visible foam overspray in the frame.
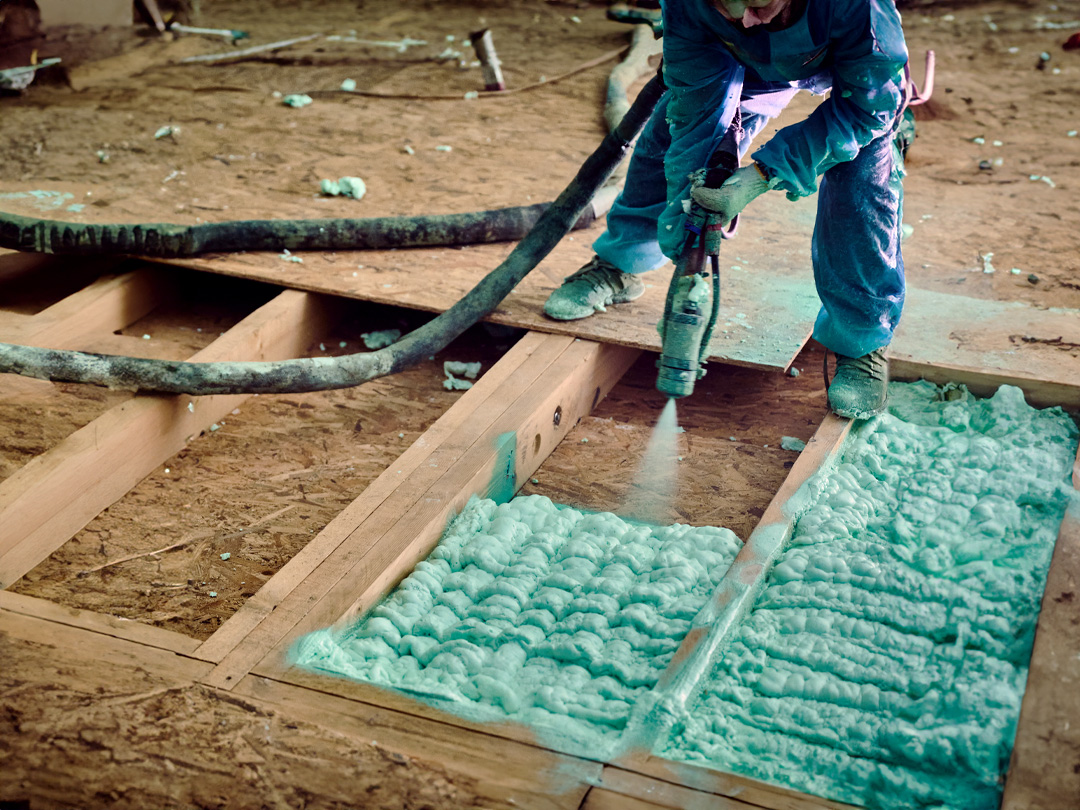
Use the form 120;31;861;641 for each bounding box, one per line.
623;397;680;524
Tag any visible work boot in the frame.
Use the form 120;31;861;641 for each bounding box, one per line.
827;348;890;419
543;256;645;321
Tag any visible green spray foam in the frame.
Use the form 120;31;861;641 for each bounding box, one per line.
290;383;1077;806
291;492;743;759
657;383;1080;810
623;398;680;525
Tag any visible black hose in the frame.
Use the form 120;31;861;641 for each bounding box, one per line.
0;74;666;395
0;201;602;258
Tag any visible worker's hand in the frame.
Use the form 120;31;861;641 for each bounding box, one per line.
690;163;771;227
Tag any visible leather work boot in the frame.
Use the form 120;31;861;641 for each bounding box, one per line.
827;348;890;419
543;256;645;321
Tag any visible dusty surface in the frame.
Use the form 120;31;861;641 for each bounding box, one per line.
0;631;488;810
524;342;828;542
11;302;511;641
1;0;1079;808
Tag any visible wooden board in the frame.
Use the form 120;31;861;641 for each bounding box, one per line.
0;589;201;655
170;248;1080;406
890;287;1080;409
0;267;175;347
1001;444;1080;809
603;757;857;810
234;673;599;810
649;414;851;703
592;766;807;810
162;243;819;373
0;290;340;587
197;333;640;689
610;414;856;810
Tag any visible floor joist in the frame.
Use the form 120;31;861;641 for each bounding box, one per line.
0;287;341;587
2;262;1078;809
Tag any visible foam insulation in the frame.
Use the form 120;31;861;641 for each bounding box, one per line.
659;383;1079;810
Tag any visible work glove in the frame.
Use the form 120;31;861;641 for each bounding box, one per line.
690;163;771;227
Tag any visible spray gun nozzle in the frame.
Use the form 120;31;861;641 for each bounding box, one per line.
656;262;719;400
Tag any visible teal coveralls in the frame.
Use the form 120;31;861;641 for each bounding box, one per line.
592;0;909;358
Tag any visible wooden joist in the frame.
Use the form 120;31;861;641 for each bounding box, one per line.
0;266;175;347
196;333;641;689
591;766;823;810
0;289;340;587
234;673;598;810
3;257;1079;809
1001;443;1080;808
0;589;201;655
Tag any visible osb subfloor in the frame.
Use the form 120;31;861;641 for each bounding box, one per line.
2;0;1079;807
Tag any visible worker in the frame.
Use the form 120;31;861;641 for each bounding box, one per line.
544;0;909;419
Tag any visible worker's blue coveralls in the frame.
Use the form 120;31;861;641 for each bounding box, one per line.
592;0;909;359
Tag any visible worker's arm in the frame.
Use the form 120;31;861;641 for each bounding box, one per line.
752;0;909;199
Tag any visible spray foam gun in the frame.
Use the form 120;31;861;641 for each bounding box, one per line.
655;114;742;399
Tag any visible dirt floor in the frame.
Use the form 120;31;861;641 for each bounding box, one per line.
1;0;1079;807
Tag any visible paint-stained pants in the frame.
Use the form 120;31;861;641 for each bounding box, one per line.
592;90;905;359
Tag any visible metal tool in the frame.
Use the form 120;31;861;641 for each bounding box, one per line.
656;117;741;399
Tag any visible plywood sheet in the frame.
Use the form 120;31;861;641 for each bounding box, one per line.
891;287;1080;407
163;242;819;372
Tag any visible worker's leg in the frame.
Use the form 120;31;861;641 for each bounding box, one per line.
544;94;673;320
591;91;673;275
586;81;800;275
544;82;799;321
812;128;905;417
812;131;904;358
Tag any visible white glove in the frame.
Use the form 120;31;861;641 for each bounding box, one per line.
690;163;771;226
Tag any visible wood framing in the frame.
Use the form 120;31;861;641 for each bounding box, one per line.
164;251;819;373
0;266;175;348
1000;442;1080;809
198;333;641;689
3;260;1079;809
0;288;341;587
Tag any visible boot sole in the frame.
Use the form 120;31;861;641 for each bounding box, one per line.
543;284;645;322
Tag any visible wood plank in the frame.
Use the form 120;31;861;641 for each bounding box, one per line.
603;414;855;810
234;673;599;810
1;266;176;347
890;287;1080;409
0;290;339;588
194;331;566;664
328;338;642;632
167;251;1080;394
0;602;211;680
581;788;675;810
890;357;1080;411
592;766;779;810
0;589;201;655
161;247;818;372
1001;443;1080;809
76;332;197;361
199;338;639;689
604;756;856;810
2;610;525;810
648;414;851;705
